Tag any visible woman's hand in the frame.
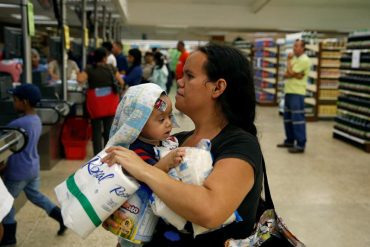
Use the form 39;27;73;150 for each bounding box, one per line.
101;146;150;181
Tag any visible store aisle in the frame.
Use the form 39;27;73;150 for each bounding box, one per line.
12;106;370;247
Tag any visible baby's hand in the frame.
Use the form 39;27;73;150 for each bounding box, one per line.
165;148;185;169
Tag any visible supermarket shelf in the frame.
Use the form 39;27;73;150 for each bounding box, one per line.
311;58;318;65
320;65;341;68
319;97;338;101
304;97;316;106
320;85;338;89
309;71;317;79
307;84;317;92
321;56;342;59
255;77;276;84
321;47;343;51
263;57;278;64
345;49;370;53
341;69;370;75
262;68;277;74
306;44;318;52
262;88;276;94
339;90;370;99
320;75;340;79
318;114;336;119
333;129;370;153
337;109;370;121
263;47;278;53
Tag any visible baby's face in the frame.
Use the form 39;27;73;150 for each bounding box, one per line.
141;95;173;142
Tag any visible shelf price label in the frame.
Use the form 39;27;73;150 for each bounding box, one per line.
351;50;361;68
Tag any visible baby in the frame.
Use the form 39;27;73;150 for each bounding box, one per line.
103;83;185;247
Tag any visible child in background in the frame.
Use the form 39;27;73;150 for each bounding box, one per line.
0;84;66;246
101;83;184;247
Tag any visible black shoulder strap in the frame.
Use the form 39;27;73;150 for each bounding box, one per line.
261;156;275;209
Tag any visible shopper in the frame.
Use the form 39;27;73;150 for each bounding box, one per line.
31;49;48;73
277;39;311;153
102;41;117;67
112;41;128;74
102;43;263;246
150;52;169;91
123;48;143;87
142;51;155;83
0;84;66;246
175;41;189;80
48;50;80;81
77;48;124;155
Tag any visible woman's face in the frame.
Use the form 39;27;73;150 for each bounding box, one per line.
175;51;213;115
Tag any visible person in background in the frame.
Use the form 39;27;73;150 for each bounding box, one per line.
102;43;263;246
123;48;143;87
112;41;128;75
48;50;80;81
277;39;311;153
142;51;155;83
31;49;48;73
175;41;189;80
102;41;117;67
150;52;169;91
167;48;180;93
0;84;66;246
77;48;124;155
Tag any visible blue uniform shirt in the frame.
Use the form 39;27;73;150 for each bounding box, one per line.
5;114;42;181
124;66;143;86
115;53;128;73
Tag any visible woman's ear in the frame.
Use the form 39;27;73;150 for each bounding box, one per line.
211;78;227;98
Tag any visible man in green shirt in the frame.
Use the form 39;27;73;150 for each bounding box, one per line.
277;39;311;153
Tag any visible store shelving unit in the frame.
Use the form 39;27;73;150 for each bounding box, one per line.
233;40;254;64
333;31;370;152
253;38;279;106
277;39;286;106
305;41;344;120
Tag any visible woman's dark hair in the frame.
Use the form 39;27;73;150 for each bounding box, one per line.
92;47;108;67
154;51;165;69
198;43;257;136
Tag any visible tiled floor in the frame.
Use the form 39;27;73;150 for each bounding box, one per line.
9;106;370;247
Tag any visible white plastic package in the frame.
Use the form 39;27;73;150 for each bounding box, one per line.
151;139;241;236
54;150;140;239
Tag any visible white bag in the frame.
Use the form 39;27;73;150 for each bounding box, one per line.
55;150;140;238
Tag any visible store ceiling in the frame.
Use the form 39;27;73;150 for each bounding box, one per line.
0;0;369;40
123;0;370;39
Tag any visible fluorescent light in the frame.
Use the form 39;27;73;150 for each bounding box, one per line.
0;3;18;8
11;14;51;21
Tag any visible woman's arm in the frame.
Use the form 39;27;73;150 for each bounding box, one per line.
115;71;125;88
102;147;254;229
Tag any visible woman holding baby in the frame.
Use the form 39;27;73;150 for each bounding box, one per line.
103;43;263;247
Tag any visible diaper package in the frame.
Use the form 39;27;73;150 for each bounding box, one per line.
151;139;242;236
54;150;140;238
